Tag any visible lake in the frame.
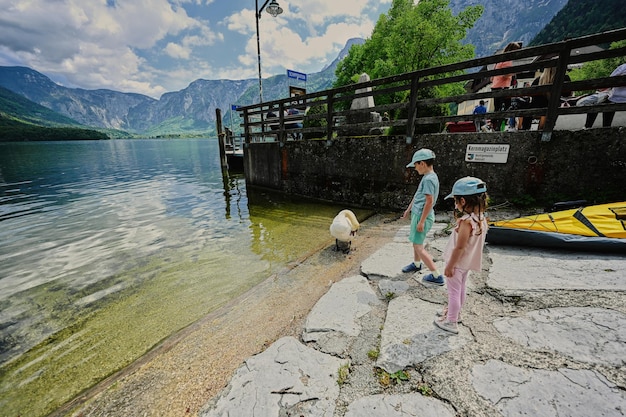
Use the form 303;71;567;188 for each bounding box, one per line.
0;139;368;417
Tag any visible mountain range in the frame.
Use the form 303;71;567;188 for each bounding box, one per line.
0;42;349;138
1;0;624;138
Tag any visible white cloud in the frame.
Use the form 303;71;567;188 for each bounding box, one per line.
291;0;373;27
165;42;191;59
223;0;378;78
0;0;219;97
225;8;255;34
0;0;389;97
174;0;215;5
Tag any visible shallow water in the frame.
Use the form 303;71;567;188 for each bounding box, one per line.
0;139;369;417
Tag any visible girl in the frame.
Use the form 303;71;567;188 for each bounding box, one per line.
434;177;488;334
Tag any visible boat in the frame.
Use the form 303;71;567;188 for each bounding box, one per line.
486;202;626;253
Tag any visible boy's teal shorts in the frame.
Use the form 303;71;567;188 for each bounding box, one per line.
409;212;434;244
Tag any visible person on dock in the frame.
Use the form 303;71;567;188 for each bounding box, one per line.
434;177;488;334
581;63;626;129
401;149;445;286
472;100;487;132
490;41;522;131
286;108;303;139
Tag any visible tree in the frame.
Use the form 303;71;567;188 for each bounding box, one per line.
334;0;483;86
569;40;626;89
333;0;482;130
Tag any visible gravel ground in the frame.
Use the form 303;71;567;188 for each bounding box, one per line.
59;212;402;417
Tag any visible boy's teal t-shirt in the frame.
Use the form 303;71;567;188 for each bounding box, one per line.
411;172;439;216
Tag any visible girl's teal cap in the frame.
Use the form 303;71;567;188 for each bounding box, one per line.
445;176;487;199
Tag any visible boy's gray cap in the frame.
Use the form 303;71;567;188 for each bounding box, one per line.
406;148;435;167
445;176;487;199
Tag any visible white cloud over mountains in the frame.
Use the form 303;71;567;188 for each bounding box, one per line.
0;0;389;98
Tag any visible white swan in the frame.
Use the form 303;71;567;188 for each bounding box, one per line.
330;209;360;253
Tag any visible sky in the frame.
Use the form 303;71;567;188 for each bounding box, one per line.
0;0;393;99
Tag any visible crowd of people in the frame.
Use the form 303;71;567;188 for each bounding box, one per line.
479;42;625;132
266;45;625;136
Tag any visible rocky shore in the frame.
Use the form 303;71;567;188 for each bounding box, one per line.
199;215;626;417
63;210;626;417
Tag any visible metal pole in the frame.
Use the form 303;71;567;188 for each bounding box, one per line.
255;0;263;104
255;0;281;104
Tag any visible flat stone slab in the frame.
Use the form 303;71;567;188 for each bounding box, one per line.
428;236;448;254
488;246;626;291
393;223;448;243
393;225;411;243
344;393;455;417
361;242;414;279
494;307;626;366
376;294;471;373
361;238;447;281
472;359;626;417
303;275;381;355
378;279;410;298
200;337;345;417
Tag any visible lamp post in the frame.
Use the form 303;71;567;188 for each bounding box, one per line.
255;0;283;104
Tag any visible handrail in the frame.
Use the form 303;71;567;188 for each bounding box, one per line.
238;28;626;143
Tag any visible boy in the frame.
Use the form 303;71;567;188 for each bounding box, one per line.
401;148;445;285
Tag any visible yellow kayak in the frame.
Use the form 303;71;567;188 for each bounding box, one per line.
487;202;626;253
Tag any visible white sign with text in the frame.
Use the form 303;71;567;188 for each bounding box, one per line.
465;144;510;163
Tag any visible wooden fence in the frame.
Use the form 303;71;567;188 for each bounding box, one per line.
237;28;626;143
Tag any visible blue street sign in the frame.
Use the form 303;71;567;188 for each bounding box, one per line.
231;104;237;111
287;69;307;82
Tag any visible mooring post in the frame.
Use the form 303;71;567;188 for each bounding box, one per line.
216;108;228;170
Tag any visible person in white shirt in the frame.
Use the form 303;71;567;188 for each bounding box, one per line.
583;63;626;128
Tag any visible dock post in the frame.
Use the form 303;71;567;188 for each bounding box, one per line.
216;108;228;170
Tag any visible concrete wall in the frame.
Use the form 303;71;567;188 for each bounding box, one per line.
243;128;626;210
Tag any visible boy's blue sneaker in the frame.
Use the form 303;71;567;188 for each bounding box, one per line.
402;263;422;273
422;273;445;286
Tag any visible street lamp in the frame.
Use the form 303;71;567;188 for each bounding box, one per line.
255;0;283;104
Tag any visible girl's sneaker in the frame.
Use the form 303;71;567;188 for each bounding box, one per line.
433;318;458;334
422;273;444;286
435;307;462;323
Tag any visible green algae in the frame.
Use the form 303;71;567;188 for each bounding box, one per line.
1;247;269;417
0;198;372;417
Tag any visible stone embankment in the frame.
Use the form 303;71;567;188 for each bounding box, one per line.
200;220;626;417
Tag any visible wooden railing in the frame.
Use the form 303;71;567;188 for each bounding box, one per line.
237;28;626;143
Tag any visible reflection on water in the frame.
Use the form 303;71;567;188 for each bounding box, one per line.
0;139;370;417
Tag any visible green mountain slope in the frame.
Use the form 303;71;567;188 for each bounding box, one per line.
529;0;626;45
0;115;109;141
0;86;109;141
0;86;83;127
451;0;569;57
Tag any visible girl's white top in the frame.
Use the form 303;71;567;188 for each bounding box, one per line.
443;213;488;272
